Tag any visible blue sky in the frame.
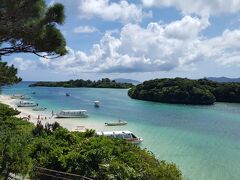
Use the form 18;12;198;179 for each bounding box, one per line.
4;0;240;81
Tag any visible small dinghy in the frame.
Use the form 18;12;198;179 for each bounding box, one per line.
94;101;100;107
65;93;70;96
105;120;127;126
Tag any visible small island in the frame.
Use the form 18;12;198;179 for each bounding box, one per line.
29;78;134;89
128;78;240;105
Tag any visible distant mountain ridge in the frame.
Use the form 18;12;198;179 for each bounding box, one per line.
207;77;240;83
114;78;140;84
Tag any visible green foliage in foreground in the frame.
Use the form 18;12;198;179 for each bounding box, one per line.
128;78;240;105
0;103;182;180
0;111;34;179
0;61;21;86
0;103;20;117
29;78;134;89
0;0;67;58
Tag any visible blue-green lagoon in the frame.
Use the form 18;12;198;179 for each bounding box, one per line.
2;82;240;180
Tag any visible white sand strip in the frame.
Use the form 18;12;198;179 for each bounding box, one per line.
0;95;109;132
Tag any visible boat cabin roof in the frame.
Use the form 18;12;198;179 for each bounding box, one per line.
19;101;35;104
12;94;24;96
94;101;100;103
96;131;133;136
61;110;87;113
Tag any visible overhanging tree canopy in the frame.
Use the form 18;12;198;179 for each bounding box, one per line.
0;62;21;86
0;0;67;58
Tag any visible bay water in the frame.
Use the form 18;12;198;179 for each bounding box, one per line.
2;82;240;180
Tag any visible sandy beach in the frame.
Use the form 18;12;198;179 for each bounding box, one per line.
0;94;109;132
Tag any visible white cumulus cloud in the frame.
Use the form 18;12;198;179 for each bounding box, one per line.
200;29;240;67
39;16;214;73
52;0;151;23
9;58;36;71
142;0;240;16
78;0;152;23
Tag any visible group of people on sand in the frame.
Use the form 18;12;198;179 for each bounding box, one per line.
22;110;55;122
36;110;55;121
37;115;49;121
22;114;48;121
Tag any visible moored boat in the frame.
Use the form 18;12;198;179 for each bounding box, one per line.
94;101;100;107
19;96;31;100
11;94;24;99
66;93;70;96
96;131;143;144
17;101;37;107
105;120;127;126
56;110;88;118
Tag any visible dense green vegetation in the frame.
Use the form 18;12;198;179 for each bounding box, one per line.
0;61;21;86
0;104;34;179
29;78;134;89
0;0;67;58
0;103;182;179
0;0;67;86
128;78;240;105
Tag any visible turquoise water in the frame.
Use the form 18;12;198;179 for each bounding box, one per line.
2;82;240;180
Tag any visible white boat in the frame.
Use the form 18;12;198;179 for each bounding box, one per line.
94;101;100;107
19;96;31;100
11;94;24;99
105;120;127;126
56;110;88;118
17;101;37;107
96;131;143;144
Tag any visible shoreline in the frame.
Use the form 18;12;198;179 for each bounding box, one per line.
0;94;109;132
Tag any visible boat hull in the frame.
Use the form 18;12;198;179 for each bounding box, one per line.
56;109;88;118
105;122;127;126
56;114;88;118
11;96;23;99
96;131;143;144
17;104;37;107
16;100;37;107
20;97;31;100
126;138;143;144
